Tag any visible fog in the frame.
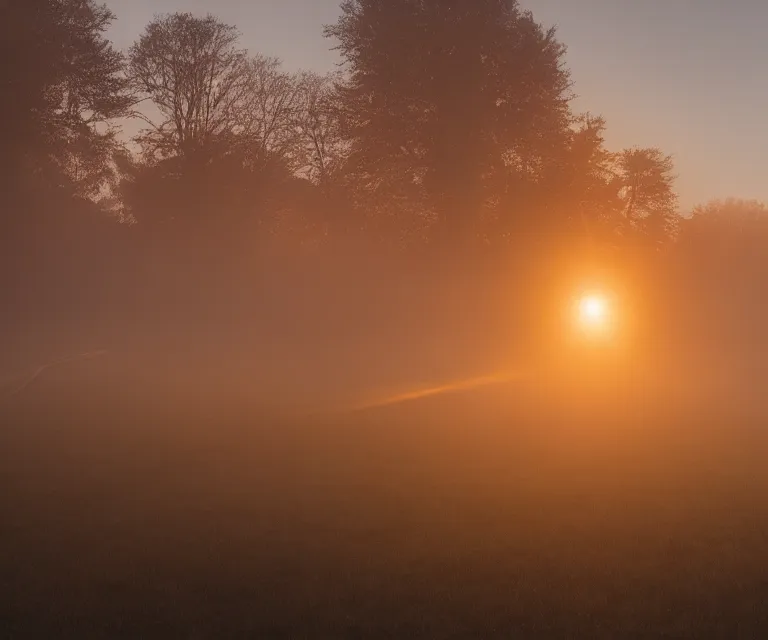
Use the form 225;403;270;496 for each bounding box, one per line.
6;0;768;636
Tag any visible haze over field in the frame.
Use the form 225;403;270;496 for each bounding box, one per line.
3;0;768;637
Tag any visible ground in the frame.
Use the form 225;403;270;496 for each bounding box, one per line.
2;355;768;638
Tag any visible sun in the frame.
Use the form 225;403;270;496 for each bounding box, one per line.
577;293;610;330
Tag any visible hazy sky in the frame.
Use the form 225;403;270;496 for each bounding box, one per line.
105;0;768;210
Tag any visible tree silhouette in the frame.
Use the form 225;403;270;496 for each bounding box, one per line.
616;147;678;248
238;55;304;172
294;72;348;187
127;17;316;232
326;0;573;248
681;198;768;263
534;114;624;251
129;13;251;163
0;0;693;328
0;0;132;203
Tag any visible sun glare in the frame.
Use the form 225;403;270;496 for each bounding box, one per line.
577;293;610;330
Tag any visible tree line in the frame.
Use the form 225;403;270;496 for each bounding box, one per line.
2;0;766;288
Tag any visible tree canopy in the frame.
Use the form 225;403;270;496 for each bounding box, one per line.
325;0;575;247
0;0;132;203
2;1;698;261
129;13;250;162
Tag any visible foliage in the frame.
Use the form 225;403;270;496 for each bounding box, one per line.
681;198;768;260
325;0;574;247
616;147;679;248
0;0;133;201
3;2;690;262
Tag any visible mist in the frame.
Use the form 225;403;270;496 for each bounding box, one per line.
4;1;768;638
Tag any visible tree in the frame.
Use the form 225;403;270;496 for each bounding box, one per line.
680;198;768;260
127;13;259;227
675;198;768;343
616;147;678;247
127;18;321;229
325;0;573;247
278;72;356;239
0;0;137;330
293;72;348;187
129;13;250;162
545;114;622;245
237;55;303;171
0;0;133;200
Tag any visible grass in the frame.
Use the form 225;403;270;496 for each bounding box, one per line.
3;356;768;638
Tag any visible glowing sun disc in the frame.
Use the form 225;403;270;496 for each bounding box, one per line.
577;294;610;328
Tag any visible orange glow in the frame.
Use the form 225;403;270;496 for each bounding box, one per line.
579;294;609;326
574;292;615;338
346;371;530;413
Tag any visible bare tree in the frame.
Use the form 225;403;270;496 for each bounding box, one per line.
128;13;250;160
237;55;303;170
293;72;348;185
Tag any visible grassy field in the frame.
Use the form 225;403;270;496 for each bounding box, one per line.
3;357;768;638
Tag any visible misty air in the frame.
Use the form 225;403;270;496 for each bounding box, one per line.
3;1;768;638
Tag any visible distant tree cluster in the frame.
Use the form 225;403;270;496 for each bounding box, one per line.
1;0;691;251
2;0;766;323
